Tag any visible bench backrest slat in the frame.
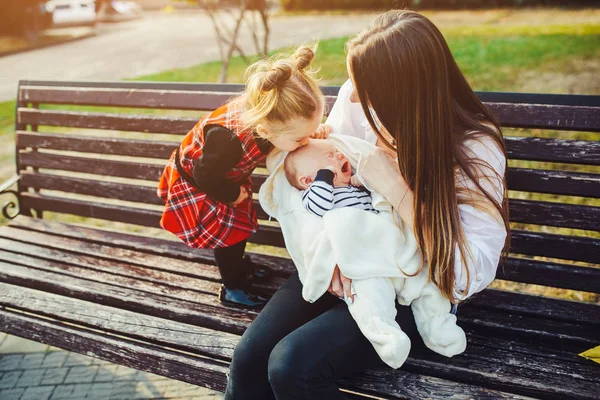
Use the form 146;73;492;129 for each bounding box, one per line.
486;103;600;132
20;172;163;205
16;170;600;233
18;86;600;132
18;109;199;135
20;86;241;111
504;137;600;166
17;131;600;166
20;193;161;227
16;132;176;159
17;148;600;200
19;152;163;181
14;80;600;296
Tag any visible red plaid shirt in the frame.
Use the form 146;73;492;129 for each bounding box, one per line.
157;100;270;249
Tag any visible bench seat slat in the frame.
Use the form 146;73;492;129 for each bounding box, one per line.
0;236;222;286
459;308;600;351
2;228;599;398
463;288;600;326
2;250;598;351
18;108;198;134
0;282;238;360
8;216;295;277
405;342;599;400
7;218;599;324
0;308;536;400
0;248;227;307
17;131;177;159
0;231;285;297
0;309;231;392
0;260;254;334
0;226;224;280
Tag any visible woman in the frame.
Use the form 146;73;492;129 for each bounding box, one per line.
224;10;509;400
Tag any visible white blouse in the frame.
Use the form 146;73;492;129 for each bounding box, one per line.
326;80;507;301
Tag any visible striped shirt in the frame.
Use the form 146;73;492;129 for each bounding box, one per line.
302;169;378;217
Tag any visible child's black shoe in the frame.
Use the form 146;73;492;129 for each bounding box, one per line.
218;284;268;308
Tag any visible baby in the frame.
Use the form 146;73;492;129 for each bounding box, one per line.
284;140;378;216
279;138;466;369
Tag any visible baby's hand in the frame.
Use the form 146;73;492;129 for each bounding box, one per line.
350;175;363;187
231;186;249;207
310;124;333;139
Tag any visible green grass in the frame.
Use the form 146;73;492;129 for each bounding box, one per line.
442;22;600;37
0;100;15;138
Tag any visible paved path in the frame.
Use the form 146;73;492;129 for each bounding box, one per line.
0;11;377;101
0;333;223;399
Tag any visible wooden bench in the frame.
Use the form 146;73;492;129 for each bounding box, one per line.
1;80;599;399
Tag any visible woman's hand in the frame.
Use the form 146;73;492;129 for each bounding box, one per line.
328;265;354;303
311;124;333;139
361;148;407;201
231;186;249;207
360;148;415;225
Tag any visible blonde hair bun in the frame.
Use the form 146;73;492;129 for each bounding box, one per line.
261;62;293;92
293;46;315;70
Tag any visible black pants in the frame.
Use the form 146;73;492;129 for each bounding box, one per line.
224;271;424;400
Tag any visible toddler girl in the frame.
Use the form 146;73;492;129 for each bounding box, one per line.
158;45;325;308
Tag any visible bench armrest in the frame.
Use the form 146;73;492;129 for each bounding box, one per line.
0;175;20;220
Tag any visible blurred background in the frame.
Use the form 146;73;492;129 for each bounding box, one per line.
0;1;598;399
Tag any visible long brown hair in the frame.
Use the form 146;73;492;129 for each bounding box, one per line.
347;10;510;303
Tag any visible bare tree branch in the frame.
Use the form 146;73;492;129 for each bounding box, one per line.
219;1;246;82
194;0;270;82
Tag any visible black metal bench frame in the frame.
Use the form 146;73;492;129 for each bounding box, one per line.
0;80;599;399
